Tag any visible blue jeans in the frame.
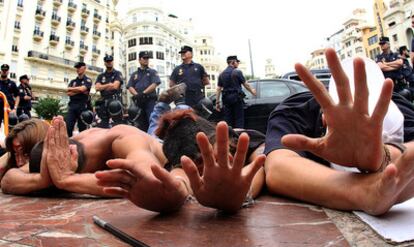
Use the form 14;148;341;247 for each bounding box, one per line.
147;102;191;137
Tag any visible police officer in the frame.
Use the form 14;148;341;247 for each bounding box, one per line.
170;45;209;107
17;74;33;118
376;37;405;93
127;51;161;131
216;56;256;128
399;46;414;100
65;62;92;137
95;55;124;128
0;64;20;126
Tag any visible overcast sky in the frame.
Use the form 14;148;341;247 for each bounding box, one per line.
117;0;387;77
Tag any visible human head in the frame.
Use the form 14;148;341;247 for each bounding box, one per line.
328;56;404;143
399;46;409;57
226;55;240;68
138;51;150;67
179;46;193;61
103;55;114;69
74;62;86;75
155;109;238;172
1;64;9;79
28;139;86;173
379;36;390;52
19;74;30;84
5;119;49;168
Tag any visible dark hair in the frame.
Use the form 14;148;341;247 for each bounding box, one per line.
155;109;216;170
29;139;86;173
399;46;408;55
5;119;49;168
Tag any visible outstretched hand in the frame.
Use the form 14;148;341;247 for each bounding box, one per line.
181;121;265;212
282;48;393;172
95;160;188;213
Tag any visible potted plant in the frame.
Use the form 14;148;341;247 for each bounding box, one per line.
33;96;66;121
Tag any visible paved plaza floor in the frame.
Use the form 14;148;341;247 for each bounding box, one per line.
0;192;412;246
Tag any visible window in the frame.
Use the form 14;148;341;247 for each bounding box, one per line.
392;34;398;42
156;51;164;60
17;0;23;7
368;35;378;46
14;21;20;30
259;81;290;98
12;45;18;52
128;38;136;47
128;52;137;61
139;37;153;45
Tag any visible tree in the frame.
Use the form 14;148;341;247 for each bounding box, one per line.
33;97;66;120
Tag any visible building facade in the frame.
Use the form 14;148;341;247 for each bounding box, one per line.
122;4;194;94
306;48;328;69
264;59;277;78
0;0;121;103
193;35;222;96
383;0;414;52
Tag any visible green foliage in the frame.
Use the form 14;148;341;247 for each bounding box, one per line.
33;97;65;120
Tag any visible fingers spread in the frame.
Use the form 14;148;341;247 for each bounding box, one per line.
353;58;369;114
242;154;266;182
196;132;216;168
215;121;230;168
232;132;249;173
151;164;179;189
371;79;393;124
326;48;352;104
295;63;333;110
181;155;202;192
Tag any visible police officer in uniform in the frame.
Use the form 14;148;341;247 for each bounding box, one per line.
0;64;20;126
17;74;33;118
399;46;414;99
65;62;92;137
376;36;405;93
216;56;256;128
95;55;124;128
127;51;161;131
170;45;209;107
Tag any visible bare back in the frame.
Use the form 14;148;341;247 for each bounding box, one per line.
73;125;166;173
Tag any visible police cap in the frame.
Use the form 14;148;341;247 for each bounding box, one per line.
103;55;114;62
226;55;240;63
1;64;9;71
19;74;29;81
74;62;86;68
179;45;193;54
139;51;150;59
379;36;390;45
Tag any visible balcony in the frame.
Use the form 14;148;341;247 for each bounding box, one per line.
51;14;61;26
53;0;62;7
79;44;88;54
80;26;89;35
33;30;44;41
81;8;90;18
67;2;77;12
92;48;101;57
49;34;60;46
35;8;46;21
92;30;101;40
65;39;74;50
93;13;102;23
66;20;75;31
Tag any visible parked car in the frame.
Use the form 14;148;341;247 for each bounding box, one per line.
282;68;331;87
208;79;309;134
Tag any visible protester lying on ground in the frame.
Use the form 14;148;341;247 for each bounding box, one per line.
0;119;49;181
96;109;266;212
265;48;414;215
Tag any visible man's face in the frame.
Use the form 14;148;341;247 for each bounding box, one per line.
1;69;8;78
380;42;389;52
77;66;86;75
20;79;29;85
180;51;192;60
13;138;28;167
105;60;113;69
139;57;149;67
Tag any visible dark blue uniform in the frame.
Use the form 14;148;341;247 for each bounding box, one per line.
170;62;207;107
127;67;160;131
17;83;32;118
66;75;92;136
376;52;405;92
218;66;246;128
95;69;124;128
0;78;19;125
